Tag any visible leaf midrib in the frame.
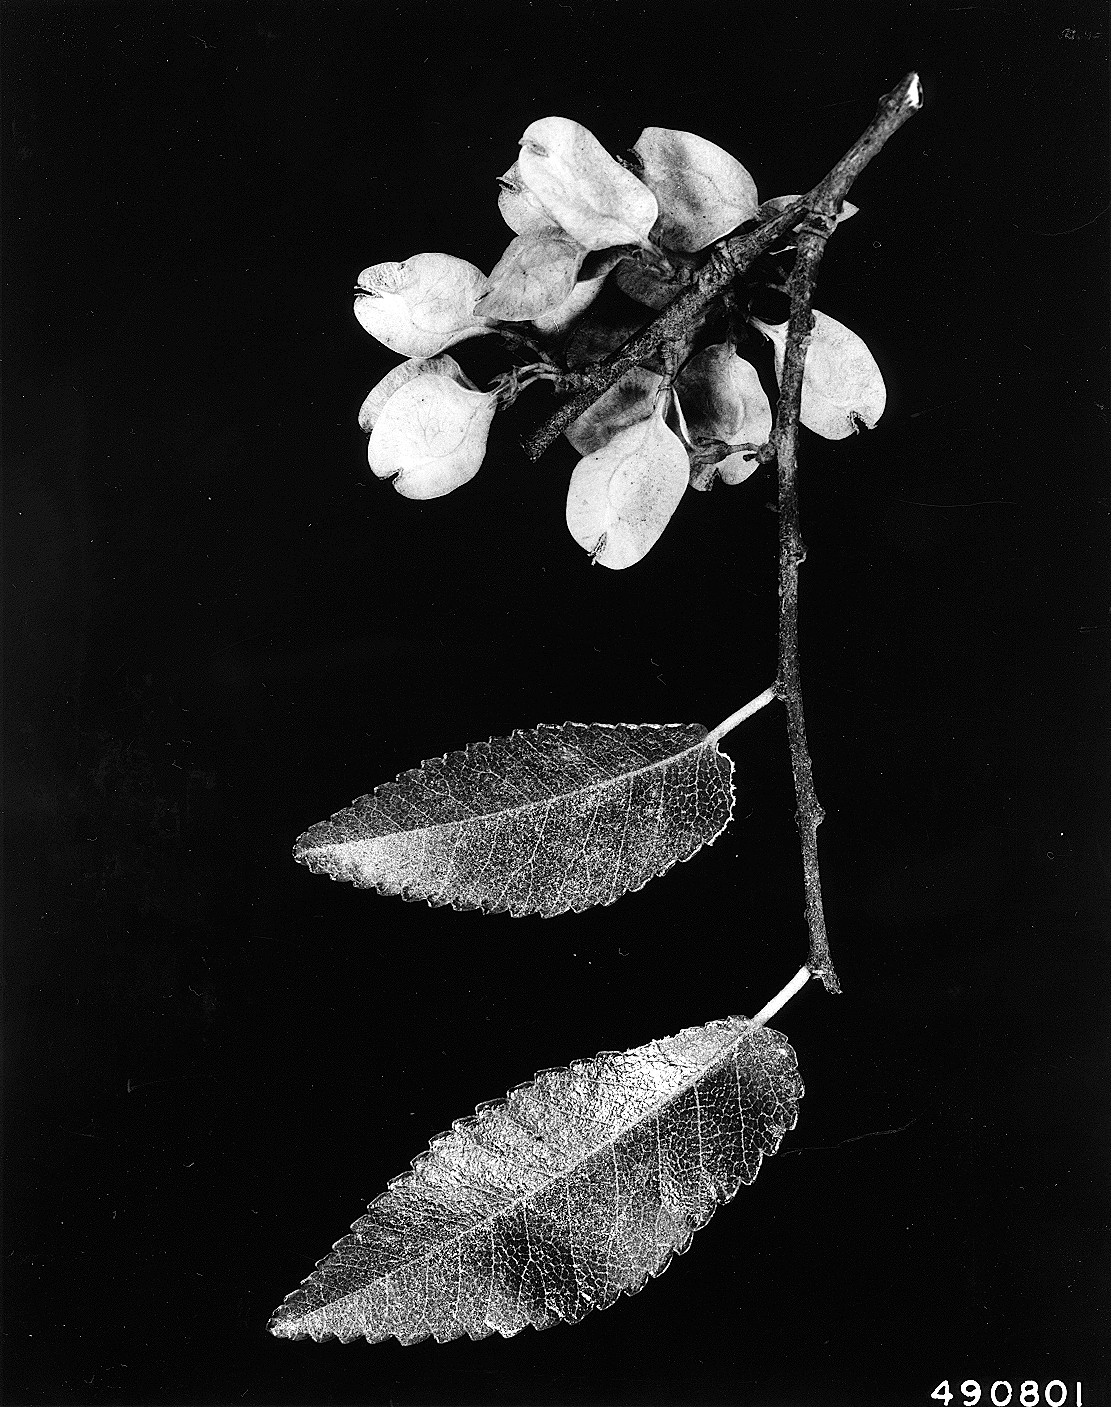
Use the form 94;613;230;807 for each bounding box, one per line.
304;725;716;851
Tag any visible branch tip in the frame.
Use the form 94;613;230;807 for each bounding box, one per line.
808;963;842;996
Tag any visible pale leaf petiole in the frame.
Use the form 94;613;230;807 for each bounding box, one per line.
705;685;778;746
750;966;811;1028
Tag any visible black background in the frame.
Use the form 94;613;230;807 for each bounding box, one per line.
4;2;1109;1404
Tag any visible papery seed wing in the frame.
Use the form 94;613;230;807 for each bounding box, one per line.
756;312;886;440
358;355;474;434
613;259;684;310
565;367;663;457
566;407;689;569
475;227;587;322
518;117;658;251
367;374;497;499
677;344;772;444
565;315;656;370
531;274;608;336
496;162;552;235
632;127;759;253
717;450;762;486
757;194;859;225
354;253;491;358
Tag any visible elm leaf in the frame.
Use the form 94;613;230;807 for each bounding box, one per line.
565;367;663;457
518;117;658;252
631;128;759;253
754;311;886;440
566;403;689;569
357;355;474;435
291;717;736;915
268;1017;800;1343
367;374;497;500
475;227;586;323
354;253;491;358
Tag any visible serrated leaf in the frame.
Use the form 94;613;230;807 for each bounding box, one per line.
566;405;689;569
755;311;886;440
631;128;759;253
475;227;587;322
676;343;772;487
565;366;663;456
354;253;491;358
518;117;659;252
496;162;551;235
367;374;497;499
294;718;734;915
268;1017;802;1343
357;354;474;434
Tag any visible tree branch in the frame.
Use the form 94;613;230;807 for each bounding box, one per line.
772;71;922;995
522;73;922;995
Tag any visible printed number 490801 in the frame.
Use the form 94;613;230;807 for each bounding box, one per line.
932;1384;1083;1406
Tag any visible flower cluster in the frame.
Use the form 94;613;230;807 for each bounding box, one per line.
354;117;885;568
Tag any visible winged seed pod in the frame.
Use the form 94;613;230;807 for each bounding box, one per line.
269;1018;801;1343
675;343;772;485
758;193;859;224
530;272;608;336
565;366;663;457
565;315;662;372
566;398;689;569
475;226;587;322
518;117;659;251
357;354;475;435
368;374;497;500
496;161;551;235
754;311;886;440
292;718;736;914
631;127;760;253
354;253;491;358
613;257;685;310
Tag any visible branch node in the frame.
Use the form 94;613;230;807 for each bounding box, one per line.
807;963;842;996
